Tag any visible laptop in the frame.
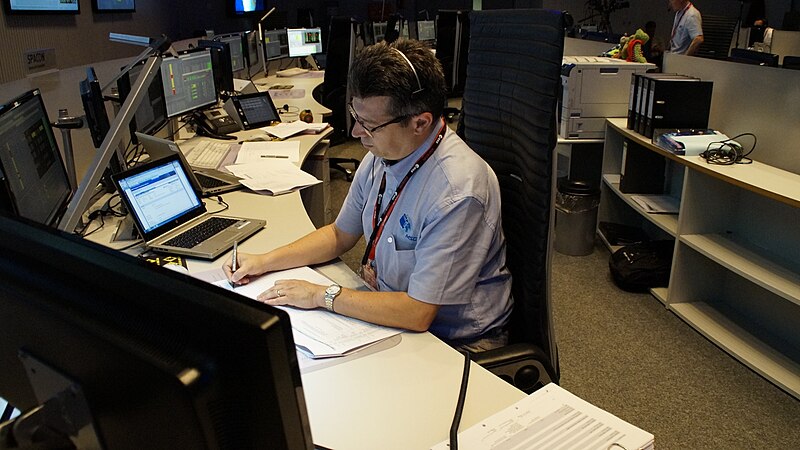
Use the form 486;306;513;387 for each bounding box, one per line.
135;132;242;197
111;153;265;259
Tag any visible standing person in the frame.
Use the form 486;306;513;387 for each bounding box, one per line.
668;0;704;56
224;39;513;352
643;20;664;66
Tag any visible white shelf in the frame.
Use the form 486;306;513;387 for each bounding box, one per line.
681;234;800;307
602;174;679;236
670;301;800;399
650;287;668;305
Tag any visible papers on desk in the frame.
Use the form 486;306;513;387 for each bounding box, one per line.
262;121;330;140
198;266;401;359
432;383;654;450
226;141;321;195
631;195;680;214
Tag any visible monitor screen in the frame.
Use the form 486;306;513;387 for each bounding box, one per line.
243;29;260;68
3;0;79;13
198;40;236;95
92;0;134;12
117;61;167;143
0;213;315;449
371;22;387;43
79;68;111;149
417;20;436;42
287;27;323;57
217;33;246;72
0;89;72;226
229;0;267;16
264;28;289;60
160;49;218;118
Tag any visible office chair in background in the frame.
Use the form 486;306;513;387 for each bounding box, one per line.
457;8;565;393
695;15;739;60
320;16;361;181
782;56;800;70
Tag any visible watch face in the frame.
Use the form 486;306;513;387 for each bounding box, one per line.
326;285;341;295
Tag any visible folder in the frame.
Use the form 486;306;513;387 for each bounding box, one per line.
620;138;666;194
644;78;713;138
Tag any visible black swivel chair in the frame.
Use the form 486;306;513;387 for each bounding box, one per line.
457;9;565;394
695;15;739;60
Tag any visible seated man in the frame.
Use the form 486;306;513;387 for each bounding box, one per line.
224;39;513;352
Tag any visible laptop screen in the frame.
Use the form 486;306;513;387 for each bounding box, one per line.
116;158;202;233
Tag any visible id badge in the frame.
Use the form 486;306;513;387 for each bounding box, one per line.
360;260;379;291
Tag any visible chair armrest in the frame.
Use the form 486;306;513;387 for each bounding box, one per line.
471;342;558;394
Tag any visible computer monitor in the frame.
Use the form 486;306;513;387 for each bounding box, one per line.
436;10;470;96
0;89;72;226
264;28;289;60
3;0;79;13
0;213;315;449
729;47;779;67
216;33;247;72
92;0;134;13
198;40;236;95
417;20;436;43
371;22;387;43
228;0;267;17
287;27;323;58
243;29;260;69
80;67;111;149
117;60;167;144
160;49;218;118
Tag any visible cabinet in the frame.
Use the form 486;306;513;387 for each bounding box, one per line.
599;118;800;399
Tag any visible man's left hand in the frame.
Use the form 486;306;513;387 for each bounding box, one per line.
257;279;324;309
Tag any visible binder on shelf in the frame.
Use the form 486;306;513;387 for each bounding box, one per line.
627;73;641;130
644;78;713;138
635;73;685;135
620;138;666;194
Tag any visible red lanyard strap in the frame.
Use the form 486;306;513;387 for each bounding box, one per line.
361;123;447;266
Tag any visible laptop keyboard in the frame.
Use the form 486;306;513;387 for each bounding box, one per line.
186;140;231;169
163;217;237;249
194;172;227;189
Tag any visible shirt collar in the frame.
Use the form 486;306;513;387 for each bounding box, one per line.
382;118;446;176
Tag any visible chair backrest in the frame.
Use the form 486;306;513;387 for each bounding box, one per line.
783;56;800;70
695;14;738;60
458;8;564;372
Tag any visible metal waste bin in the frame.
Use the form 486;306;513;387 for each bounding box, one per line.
555;179;600;256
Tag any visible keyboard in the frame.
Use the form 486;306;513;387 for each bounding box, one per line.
185;140;232;169
276;67;309;77
194;172;227;189
163;217;237;249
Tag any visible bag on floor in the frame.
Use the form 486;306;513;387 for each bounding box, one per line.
609;240;674;292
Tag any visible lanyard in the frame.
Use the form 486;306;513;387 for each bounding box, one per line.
671;2;692;40
361;122;447;266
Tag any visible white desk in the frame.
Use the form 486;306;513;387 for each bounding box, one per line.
253;71;331;122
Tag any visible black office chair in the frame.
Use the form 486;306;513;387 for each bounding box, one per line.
782;56;800;70
457;8;565;394
695;15;738;60
320;16;361;180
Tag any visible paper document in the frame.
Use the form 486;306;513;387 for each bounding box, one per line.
263;121;329;140
197;266;401;358
631;195;680;214
226;159;321;195
432;383;654;450
237;141;301;163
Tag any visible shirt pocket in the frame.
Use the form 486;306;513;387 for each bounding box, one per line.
378;233;417;291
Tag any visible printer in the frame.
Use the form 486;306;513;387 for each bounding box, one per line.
560;56;655;139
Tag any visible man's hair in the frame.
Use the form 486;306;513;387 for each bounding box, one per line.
348;39;447;122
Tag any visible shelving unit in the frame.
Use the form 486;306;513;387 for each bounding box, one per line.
599;117;800;399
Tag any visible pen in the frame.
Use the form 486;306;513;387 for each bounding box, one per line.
260;155;289;158
230;241;238;289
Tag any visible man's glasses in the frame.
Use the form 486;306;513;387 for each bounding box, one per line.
347;103;410;137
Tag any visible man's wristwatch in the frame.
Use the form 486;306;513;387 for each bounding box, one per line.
324;284;341;312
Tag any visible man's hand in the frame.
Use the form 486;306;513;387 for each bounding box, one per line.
258;279;325;309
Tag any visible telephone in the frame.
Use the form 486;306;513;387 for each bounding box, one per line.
197;109;240;136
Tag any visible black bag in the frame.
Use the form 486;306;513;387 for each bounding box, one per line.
609;240;674;292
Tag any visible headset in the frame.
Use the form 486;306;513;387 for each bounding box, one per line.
392;48;424;98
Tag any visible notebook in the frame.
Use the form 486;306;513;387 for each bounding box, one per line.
135;132;242;197
111;153;265;260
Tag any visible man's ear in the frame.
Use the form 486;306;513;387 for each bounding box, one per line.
412;112;434;135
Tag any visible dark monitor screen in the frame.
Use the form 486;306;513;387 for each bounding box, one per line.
264;28;289;60
117;61;168;142
160;49;218;118
3;0;79;13
417;20;436;42
729;48;779;67
92;0;134;12
287;27;323;57
0;213;315;449
0;90;72;226
217;33;247;72
80;67;111;149
749;25;766;47
198;40;236;95
243;29;260;68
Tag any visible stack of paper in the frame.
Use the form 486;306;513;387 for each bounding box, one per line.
262;121;330;140
631;195;680;214
225;141;321;195
195;266;401;358
432;383;654;450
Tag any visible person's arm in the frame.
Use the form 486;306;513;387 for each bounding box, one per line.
686;34;704;56
224;223;360;283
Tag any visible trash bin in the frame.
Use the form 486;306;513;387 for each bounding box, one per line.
555;179;600;256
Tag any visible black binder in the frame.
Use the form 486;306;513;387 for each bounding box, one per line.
619;138;666;194
644;78;713;138
635;73;684;135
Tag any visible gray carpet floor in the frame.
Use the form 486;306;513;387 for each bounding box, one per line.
327;137;800;449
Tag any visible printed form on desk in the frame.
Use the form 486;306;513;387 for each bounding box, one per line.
432;383;654;450
225;159;321;195
192;266;401;358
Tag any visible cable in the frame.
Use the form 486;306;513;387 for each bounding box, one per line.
700;132;756;165
206;195;230;214
449;350;471;450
